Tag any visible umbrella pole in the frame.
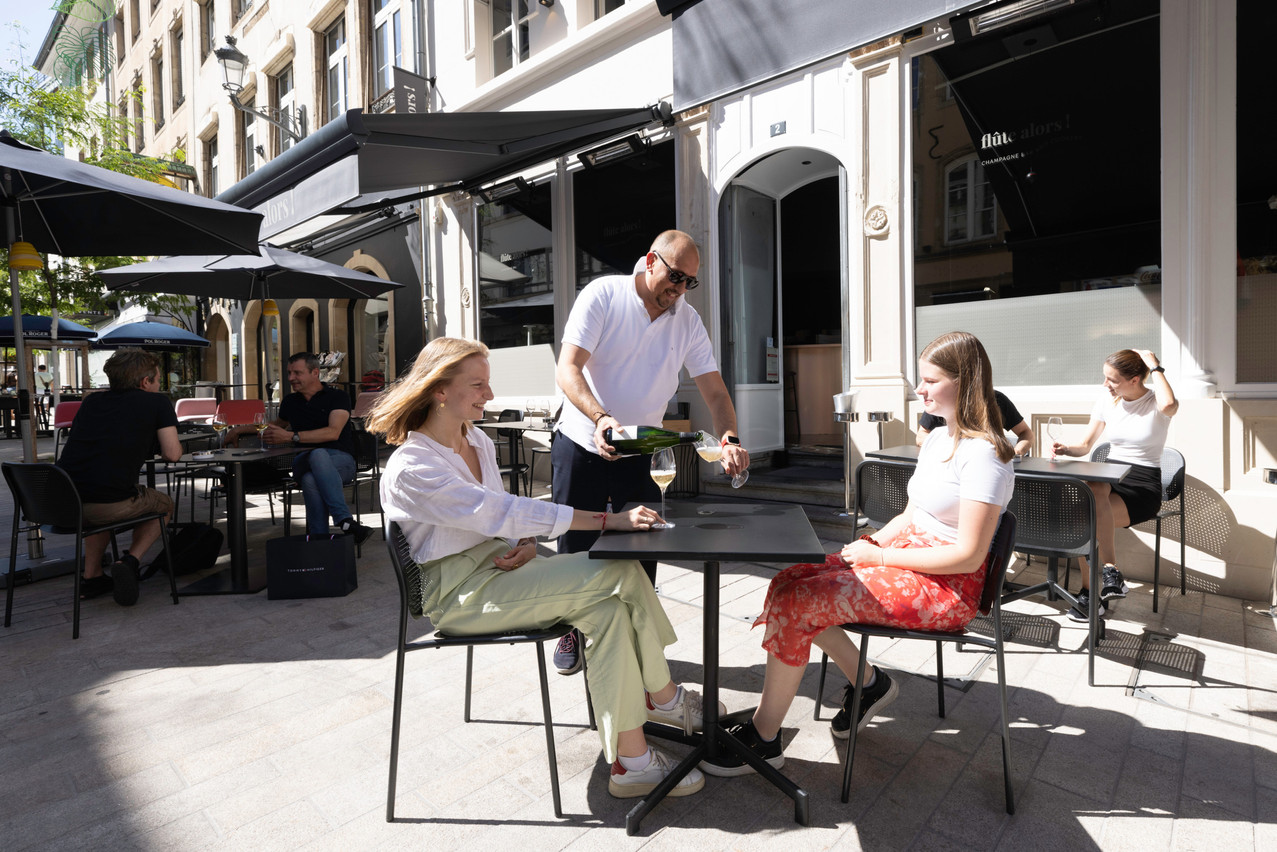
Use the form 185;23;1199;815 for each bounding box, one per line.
5;200;44;558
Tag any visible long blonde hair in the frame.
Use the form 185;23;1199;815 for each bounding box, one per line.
919;331;1014;463
364;337;490;446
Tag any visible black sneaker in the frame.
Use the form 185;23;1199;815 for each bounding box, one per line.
698;720;785;777
1099;565;1128;601
831;666;899;739
1067;588;1105;622
339;518;375;546
79;574;114;600
553;628;584;675
111;559;140;607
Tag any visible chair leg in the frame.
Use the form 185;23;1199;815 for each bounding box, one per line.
815;652;830;720
6;516;18;628
1179;508;1186;596
935;640;946;718
73;535;83;640
1153;517;1162;614
841;637;871;803
993;606;1015;814
464;645;475;723
581;644;597;731
386;645;408;822
535;641;564;818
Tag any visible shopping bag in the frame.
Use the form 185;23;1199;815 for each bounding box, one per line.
266;534;357;600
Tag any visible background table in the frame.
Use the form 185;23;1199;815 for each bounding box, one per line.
177;446;298;595
590;501;824;835
477;419;552;493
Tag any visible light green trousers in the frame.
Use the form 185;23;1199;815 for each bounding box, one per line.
422;539;678;763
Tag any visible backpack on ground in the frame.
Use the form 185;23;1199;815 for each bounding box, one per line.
143;523;224;579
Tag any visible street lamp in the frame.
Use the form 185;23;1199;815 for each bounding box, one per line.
214;36;306;144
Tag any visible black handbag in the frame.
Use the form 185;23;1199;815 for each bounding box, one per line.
266;534;358;600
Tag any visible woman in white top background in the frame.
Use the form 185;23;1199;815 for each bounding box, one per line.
367;337;719;802
1051;348;1178;621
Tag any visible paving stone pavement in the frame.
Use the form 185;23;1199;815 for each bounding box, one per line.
2;435;1276;850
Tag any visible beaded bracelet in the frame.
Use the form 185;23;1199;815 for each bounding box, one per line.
859;534;880;547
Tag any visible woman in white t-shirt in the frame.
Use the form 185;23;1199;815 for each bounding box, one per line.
701;331;1015;777
1051;348;1178;622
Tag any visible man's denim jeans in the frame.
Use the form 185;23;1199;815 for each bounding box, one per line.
292;448;356;534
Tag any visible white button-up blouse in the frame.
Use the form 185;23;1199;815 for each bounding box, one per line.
380;428;575;564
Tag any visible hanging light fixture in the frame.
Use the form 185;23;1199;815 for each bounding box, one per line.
8;241;43;271
262;298;280;317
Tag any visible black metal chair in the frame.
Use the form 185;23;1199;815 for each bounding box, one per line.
1092;443;1187;613
819;511;1019;813
496;409;531;496
3;462;177;639
346;425;385;553
384;521;593;822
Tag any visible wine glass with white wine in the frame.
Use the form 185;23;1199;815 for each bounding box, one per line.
1047;416;1064;458
650;447;677;529
210;412;228;449
695;432;749;488
253;412;268;446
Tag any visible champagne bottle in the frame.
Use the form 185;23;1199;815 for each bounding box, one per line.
604;425;703;454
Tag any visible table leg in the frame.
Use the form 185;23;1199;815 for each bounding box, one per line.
508;432;519;494
179;460;267;595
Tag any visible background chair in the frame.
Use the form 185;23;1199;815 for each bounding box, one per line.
52;400;82;460
351;391;381;420
495;408;531;496
3;462;177;639
1092;443;1187;613
384;521;592;822
344;425;384;553
849;458;914;532
174;397;217;424
818;512;1019;813
215;398;265;426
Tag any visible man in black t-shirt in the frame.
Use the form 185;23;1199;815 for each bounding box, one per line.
57;349;182;606
916;389;1035;457
254;353;372;543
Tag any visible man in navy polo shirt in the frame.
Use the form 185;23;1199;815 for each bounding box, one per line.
259;353;373;544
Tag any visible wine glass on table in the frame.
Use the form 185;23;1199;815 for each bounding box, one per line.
650;448;677;529
695;432;749;488
210;413;228;449
253;413;268;447
1047;417;1064;458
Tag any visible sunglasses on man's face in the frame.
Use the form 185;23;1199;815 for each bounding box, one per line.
652;251;699;290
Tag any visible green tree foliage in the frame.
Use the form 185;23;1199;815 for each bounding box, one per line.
1;37;196;330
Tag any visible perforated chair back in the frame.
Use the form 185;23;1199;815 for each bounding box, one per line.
1006;474;1096;561
216;399;265;425
852;459;914;529
3;462;83;532
979;511;1018;616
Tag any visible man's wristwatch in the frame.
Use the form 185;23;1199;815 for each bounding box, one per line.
291;431;301;444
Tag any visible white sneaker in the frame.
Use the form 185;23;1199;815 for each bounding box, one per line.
645;686;726;735
608;747;705;799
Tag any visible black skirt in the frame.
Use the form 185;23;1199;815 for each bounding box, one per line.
1112;463;1163;526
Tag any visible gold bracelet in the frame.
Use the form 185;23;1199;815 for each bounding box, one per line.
879;547;887;568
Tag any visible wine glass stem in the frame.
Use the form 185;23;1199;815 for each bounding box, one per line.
659;487;667;522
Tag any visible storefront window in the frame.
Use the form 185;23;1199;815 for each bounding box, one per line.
572;140;675;292
477;182;554;350
1235;0;1277;383
912;2;1160;385
360;297;389;385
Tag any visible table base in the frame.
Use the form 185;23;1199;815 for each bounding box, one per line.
633;710;809;835
179;564;267;596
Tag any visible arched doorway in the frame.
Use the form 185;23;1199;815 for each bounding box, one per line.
719;147;845;451
203;312;231;384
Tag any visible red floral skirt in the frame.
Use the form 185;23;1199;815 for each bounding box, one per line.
754;523;988;667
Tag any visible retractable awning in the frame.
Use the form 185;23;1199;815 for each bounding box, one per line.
218;105;669;240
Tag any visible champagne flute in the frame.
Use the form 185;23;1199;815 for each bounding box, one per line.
1047;416;1064;458
695;432;749;488
650;447;676;529
210;413;228;449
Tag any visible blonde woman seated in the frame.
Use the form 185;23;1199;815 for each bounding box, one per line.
701;331;1015;776
368;337;718;800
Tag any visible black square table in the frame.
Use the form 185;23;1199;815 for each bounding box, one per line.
589;500;825;835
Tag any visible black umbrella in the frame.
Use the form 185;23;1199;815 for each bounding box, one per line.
98;245;403;300
1;130;263;466
96;321;210;350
